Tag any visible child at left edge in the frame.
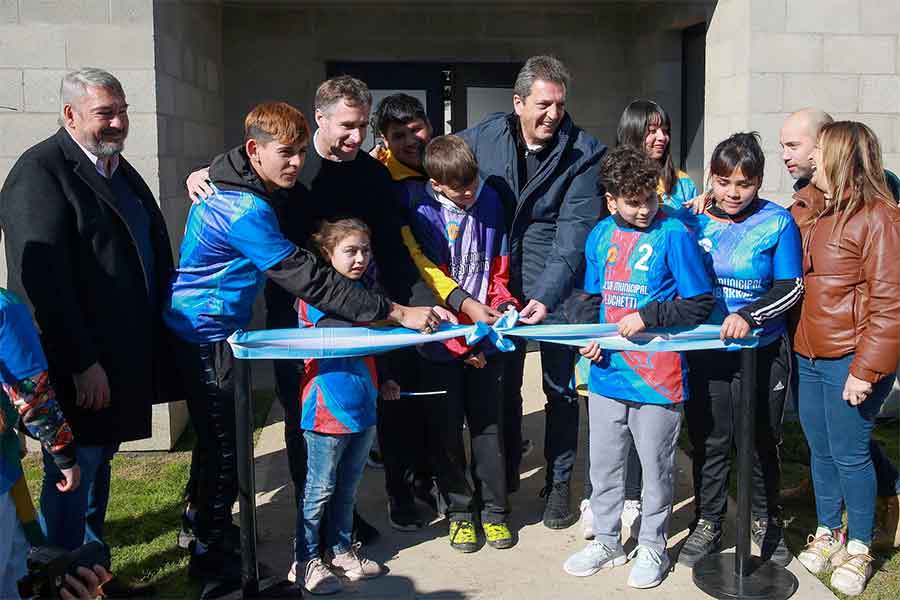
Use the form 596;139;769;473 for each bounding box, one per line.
562;145;714;589
0;284;103;598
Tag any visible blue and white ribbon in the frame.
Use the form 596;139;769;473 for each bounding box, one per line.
227;310;772;360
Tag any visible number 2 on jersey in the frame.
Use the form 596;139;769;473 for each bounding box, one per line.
634;243;653;271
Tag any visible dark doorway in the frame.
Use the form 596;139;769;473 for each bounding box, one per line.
681;22;706;188
449;62;521;132
327;61;521;147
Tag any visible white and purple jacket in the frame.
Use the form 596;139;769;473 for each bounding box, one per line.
409;180;520;361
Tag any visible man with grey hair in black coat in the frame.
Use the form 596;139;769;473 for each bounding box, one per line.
0;67;176;596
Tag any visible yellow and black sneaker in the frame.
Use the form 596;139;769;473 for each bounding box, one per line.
449;520;479;553
483;522;515;549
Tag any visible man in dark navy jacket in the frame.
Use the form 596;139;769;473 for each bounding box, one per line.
460;55;607;529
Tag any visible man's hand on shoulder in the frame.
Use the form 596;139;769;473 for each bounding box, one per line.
682;191;712;215
370;143;388;162
185;167;213;203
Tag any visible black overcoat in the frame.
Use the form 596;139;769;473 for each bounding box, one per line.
0;128;176;444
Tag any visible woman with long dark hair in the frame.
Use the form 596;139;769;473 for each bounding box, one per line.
616;99;698;218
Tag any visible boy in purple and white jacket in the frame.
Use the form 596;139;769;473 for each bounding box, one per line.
407;135;520;552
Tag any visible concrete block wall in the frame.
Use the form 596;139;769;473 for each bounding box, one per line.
153;0;224;254
704;0;752;185
628;30;688;169
220;2;712;155
706;0;900;204
0;1;219;451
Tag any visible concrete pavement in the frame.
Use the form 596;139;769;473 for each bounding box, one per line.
246;352;836;599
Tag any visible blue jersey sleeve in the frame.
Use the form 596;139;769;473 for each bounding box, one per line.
666;226;713;298
228;201;296;272
672;176;698;205
0;293;48;385
772;216;803;280
582;224;605;294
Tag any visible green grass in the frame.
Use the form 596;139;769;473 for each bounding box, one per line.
22;389;275;598
679;417;900;599
20;389;899;598
781;419;900;600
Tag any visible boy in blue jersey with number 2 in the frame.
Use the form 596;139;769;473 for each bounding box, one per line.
562;146;714;589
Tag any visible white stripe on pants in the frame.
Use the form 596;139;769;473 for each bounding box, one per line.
588;392;681;554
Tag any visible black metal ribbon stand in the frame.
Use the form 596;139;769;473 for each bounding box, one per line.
221;358;293;599
692;348;799;599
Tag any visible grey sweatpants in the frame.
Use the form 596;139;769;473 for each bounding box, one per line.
588;392;682;554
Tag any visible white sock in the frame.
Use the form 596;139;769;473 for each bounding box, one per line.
815;526;833;538
847;540;869;556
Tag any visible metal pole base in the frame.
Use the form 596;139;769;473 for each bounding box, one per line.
205;576;295;599
693;554;799;600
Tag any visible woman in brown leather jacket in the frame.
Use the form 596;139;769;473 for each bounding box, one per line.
792;121;900;597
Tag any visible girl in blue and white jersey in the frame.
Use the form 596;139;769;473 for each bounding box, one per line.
678;132;803;569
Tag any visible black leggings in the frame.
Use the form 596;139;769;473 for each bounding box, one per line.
377;348;431;504
684;339;789;524
178;339;239;549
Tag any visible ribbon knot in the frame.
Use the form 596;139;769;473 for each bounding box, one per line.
463;309;519;353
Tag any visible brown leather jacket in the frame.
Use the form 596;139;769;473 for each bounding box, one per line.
790;183;900;383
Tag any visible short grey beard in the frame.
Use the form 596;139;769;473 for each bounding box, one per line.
88;139;124;158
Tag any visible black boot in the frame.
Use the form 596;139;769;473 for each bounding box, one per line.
541;481;578;529
752;517;793;566
678;519;722;567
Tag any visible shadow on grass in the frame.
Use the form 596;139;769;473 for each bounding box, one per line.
104;499;183;545
21;391;278;599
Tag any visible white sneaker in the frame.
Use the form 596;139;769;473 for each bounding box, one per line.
330;544;385;581
563;540;627;577
301;558;342;595
797;527;847;575
579;499;594;540
621;499;642;531
627;545;670;589
830;541;874;596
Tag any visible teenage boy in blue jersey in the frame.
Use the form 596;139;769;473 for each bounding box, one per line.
562;146;714;589
165;102;445;584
